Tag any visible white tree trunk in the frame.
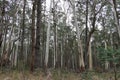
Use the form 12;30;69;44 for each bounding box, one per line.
14;26;20;67
88;40;93;70
105;41;109;70
111;0;120;38
45;0;52;68
71;0;85;70
60;41;63;68
14;43;18;67
25;43;28;63
53;38;56;68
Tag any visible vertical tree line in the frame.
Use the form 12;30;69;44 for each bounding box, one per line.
0;0;120;73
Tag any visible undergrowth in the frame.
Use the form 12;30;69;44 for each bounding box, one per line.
0;69;119;80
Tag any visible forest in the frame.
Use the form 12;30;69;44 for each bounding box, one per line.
0;0;120;80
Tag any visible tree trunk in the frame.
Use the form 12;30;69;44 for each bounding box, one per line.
42;0;46;68
0;0;5;48
44;0;52;69
53;0;58;68
19;0;26;70
113;63;117;80
85;0;88;69
60;40;63;68
30;0;36;72
104;41;109;70
86;1;96;70
88;40;93;70
111;0;120;38
71;0;85;71
35;0;42;68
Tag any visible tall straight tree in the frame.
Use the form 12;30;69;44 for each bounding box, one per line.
87;0;105;70
30;0;36;72
85;0;89;70
0;0;5;48
44;0;52;69
111;0;120;38
19;0;26;70
53;0;58;68
70;0;85;71
35;0;42;68
0;0;5;68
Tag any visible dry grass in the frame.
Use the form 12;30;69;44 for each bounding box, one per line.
0;70;45;80
0;70;119;80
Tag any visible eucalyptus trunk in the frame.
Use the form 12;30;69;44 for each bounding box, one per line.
111;0;120;38
35;0;42;68
44;0;52;69
104;41;109;70
30;0;36;72
19;0;26;70
53;0;58;68
71;0;85;71
88;40;93;70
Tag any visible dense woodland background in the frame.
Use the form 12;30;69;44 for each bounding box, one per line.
0;0;120;76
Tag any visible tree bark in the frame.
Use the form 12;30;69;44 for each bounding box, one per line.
35;0;42;68
19;0;26;70
111;0;120;38
53;0;58;68
70;0;85;71
0;0;5;48
30;0;36;72
104;41;109;70
88;40;93;70
44;0;52;69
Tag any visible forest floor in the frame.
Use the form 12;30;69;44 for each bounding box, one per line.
0;69;120;80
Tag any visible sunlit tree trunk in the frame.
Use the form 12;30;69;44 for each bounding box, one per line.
53;0;58;68
14;22;21;67
6;17;15;59
9;0;22;67
71;0;85;71
111;0;120;38
6;20;15;67
88;40;93;70
53;37;56;68
42;0;46;68
44;0;52;69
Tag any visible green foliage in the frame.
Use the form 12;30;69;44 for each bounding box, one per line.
82;71;93;80
97;47;120;64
